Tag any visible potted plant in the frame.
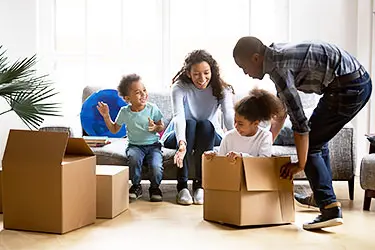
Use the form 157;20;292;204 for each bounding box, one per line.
0;46;60;129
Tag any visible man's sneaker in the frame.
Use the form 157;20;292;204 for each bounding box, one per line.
176;188;193;205
193;188;204;205
303;202;344;230
295;193;319;210
129;184;142;200
149;187;163;202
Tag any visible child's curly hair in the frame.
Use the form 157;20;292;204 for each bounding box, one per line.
117;73;141;97
235;88;286;122
172;49;234;100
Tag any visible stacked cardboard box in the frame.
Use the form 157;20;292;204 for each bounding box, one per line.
96;165;129;219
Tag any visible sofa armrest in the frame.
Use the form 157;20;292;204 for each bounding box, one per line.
329;122;356;180
39;126;74;137
39;114;83;137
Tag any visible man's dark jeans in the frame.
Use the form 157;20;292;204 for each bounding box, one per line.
305;71;372;208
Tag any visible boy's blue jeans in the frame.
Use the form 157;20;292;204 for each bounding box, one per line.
164;119;221;191
306;71;372;208
126;142;163;189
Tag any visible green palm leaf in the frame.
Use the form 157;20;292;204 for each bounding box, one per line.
0;46;61;129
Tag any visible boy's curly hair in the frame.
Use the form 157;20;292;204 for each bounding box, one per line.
235;88;286;122
172;49;234;100
117;73;141;97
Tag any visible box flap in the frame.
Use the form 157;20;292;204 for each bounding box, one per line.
202;155;242;191
65;138;95;156
242;156;292;191
2;129;68;167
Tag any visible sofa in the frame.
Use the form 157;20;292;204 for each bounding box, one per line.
41;85;356;199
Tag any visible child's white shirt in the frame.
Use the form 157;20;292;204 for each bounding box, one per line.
218;127;273;157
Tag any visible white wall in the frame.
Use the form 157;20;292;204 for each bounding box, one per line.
290;0;358;52
356;0;373;174
0;0;37;165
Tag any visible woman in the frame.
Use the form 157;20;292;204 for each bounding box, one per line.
162;50;235;205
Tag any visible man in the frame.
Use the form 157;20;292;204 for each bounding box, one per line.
233;36;372;230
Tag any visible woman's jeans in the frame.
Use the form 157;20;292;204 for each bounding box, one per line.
306;71;372;208
126;142;164;189
164;119;222;191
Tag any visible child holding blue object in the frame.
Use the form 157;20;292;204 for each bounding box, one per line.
97;74;164;202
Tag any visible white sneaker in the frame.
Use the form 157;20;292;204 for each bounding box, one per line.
193;188;204;205
176;188;193;205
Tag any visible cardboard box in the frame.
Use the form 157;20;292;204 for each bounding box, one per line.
202;156;295;226
2;130;96;234
0;168;2;213
96;165;129;219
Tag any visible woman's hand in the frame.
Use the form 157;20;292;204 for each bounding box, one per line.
226;151;241;162
174;141;187;168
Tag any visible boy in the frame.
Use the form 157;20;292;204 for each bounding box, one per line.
97;74;164;202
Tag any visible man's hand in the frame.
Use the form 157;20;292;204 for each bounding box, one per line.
226;151;241;162
148;117;156;132
280;162;304;180
204;150;217;161
174;141;186;168
96;101;110;118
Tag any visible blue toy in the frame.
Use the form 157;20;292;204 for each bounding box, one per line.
80;89;128;137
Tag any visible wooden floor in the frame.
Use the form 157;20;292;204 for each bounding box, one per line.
0;179;374;250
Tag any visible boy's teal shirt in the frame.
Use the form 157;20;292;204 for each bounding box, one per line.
115;102;163;145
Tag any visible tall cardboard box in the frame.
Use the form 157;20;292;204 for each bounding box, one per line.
2;130;97;234
0;168;2;213
202;156;295;226
96;165;129;219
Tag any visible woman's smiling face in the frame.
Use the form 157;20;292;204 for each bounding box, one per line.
187;61;211;89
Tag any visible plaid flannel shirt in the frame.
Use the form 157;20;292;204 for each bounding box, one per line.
263;41;361;134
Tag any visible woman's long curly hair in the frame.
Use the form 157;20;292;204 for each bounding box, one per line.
172;50;234;100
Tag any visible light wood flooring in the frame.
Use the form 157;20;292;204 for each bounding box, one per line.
0;179;374;250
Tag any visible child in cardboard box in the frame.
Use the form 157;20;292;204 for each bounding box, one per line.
97;74;165;202
205;88;285;161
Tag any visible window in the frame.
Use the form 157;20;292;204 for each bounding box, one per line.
37;0;290;118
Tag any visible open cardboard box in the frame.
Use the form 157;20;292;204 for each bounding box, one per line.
2;130;96;234
202;155;295;226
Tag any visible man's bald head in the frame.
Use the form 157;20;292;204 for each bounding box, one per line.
233;36;266;60
232;36;267;80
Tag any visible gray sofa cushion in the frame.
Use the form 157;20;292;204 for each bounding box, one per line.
92;138;176;165
272;124;355;180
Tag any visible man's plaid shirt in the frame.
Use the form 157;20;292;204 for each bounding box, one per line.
263;41;361;134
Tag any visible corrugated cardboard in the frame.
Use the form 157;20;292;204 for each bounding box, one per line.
96;165;129;219
1;130;96;234
202;156;295;226
0;168;2;213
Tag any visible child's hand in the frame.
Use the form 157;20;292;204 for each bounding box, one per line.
204;151;217;161
148;117;156;132
226;151;241;162
96;101;110;118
